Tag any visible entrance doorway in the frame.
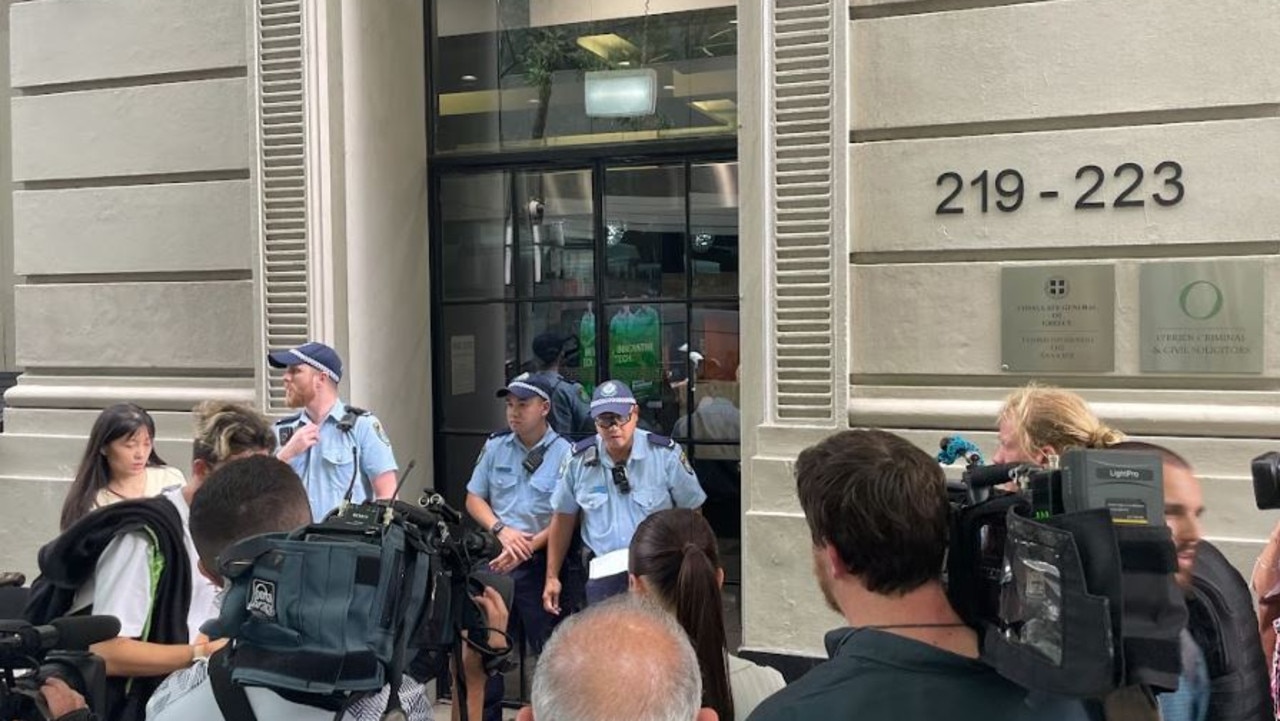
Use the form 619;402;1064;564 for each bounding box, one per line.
431;154;742;583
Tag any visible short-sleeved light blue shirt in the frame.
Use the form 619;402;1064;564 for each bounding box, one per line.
551;428;706;556
274;399;398;521
466;428;572;535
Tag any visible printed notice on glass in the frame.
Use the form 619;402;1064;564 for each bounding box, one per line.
1001;265;1116;373
1140;261;1264;374
450;335;476;395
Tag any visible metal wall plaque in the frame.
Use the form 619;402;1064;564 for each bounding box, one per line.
1139;261;1264;374
1001;265;1116;373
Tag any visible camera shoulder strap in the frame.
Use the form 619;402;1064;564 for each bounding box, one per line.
209;648;259;721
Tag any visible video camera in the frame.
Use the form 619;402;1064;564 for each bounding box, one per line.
0;615;118;721
207;461;509;721
941;441;1186;698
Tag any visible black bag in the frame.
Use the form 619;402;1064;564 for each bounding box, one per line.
1185;540;1272;721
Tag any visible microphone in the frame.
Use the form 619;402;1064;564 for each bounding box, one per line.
0;615;120;655
937;435;984;467
962;462;1032;490
52;615;121;650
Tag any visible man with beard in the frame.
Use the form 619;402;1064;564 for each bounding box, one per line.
746;429;1062;721
1113;441;1269;721
268;342;398;520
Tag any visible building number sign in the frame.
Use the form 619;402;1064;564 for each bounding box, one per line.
935;161;1184;215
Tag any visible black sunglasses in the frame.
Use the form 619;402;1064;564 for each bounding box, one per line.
610;465;631;495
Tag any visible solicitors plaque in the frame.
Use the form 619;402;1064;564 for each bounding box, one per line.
1139;261;1264;374
1001;265;1115;373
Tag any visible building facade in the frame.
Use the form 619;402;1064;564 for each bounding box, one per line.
3;0;1278;663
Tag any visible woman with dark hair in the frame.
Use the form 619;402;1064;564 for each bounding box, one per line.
629;508;784;721
59;403;185;530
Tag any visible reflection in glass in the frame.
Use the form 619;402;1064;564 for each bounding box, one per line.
439;173;513;300
439;304;516;432
672;305;740;444
601;302;687;435
690;162;739;298
515;170;595;298
433;3;738;153
518;301;596;389
604;166;686;299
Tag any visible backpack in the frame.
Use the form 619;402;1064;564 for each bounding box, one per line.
1185;540;1272;721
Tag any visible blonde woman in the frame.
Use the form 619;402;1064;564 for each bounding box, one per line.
993;383;1125;465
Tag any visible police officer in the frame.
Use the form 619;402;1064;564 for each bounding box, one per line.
465;372;572;654
542;379;706;611
530;331;592;440
268;341;398;521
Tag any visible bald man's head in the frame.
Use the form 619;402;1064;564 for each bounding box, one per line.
522;596;709;721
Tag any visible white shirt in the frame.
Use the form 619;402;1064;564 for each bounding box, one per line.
70;487;220;642
729;653;786;721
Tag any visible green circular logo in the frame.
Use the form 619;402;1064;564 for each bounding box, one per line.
1178;280;1224;320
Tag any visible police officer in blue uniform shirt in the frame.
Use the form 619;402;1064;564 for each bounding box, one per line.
465;372;573;652
541;379;706;611
268;341;398;521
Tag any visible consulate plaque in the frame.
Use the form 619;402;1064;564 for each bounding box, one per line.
1139;261;1264;374
1001;265;1115;373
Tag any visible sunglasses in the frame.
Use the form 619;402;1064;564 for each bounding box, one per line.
594;413;633;429
610;465;631;495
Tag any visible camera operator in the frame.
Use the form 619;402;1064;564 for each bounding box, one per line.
542;380;705;612
992;383;1124;465
745;429;1079;721
26;401;276;721
147;455;506;721
268;342;398;520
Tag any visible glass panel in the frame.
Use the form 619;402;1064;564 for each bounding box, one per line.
440;172;513;300
439;433;489;509
600;302;686;435
684;304;740;443
439;304;516;431
433;2;739;154
690;443;741;542
518;301;596;389
690;162;739;297
515;169;595;298
603;165;686;299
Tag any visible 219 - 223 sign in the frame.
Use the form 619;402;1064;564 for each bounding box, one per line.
934;161;1184;215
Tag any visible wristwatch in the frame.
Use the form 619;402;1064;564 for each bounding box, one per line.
490;521;505;535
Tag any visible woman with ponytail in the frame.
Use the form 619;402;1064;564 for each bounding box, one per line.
993;382;1125;465
629;508;785;721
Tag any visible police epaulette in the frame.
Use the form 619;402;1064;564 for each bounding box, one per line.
346;406;370;416
489;429;514;440
646;433;676;449
275;412;302;426
572;437;596;455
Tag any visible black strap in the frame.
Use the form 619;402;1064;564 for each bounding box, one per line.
209;649;259;721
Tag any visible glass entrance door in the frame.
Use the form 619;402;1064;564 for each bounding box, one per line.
434;159;739;523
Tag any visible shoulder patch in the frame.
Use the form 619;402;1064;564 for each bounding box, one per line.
572;437;597;455
489;429;514;440
646;433;677;449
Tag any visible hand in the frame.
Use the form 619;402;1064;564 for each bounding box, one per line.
542;577;562;616
497;527;534;562
194;637;229;662
278;422;320;462
489;547;525;574
473;585;510;650
39;677;86;717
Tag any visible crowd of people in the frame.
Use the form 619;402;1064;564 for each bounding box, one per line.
14;337;1280;721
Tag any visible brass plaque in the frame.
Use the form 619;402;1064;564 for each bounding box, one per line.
1001;265;1115;373
1140;261;1264;374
